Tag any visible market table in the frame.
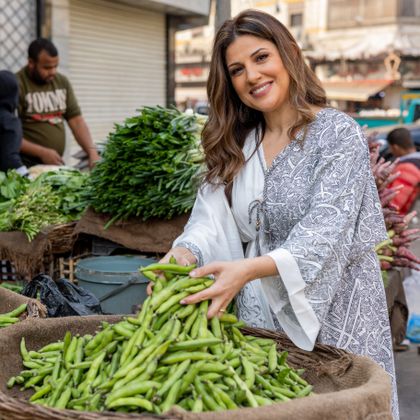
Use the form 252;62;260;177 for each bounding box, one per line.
0;222;76;280
73;208;189;254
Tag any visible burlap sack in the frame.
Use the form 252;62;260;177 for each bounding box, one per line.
385;269;409;346
0;222;76;279
73;208;189;254
0;316;392;420
0;287;46;319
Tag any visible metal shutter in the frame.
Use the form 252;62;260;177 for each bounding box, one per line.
0;0;37;72
68;0;166;148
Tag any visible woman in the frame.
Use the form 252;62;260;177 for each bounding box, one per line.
158;10;398;418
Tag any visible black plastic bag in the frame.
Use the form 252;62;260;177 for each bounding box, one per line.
22;274;103;317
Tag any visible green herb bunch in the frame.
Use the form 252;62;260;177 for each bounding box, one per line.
87;106;204;225
0;169;89;241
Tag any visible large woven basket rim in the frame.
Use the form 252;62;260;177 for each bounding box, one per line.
0;322;352;420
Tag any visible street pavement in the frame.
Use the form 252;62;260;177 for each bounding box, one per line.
394;201;420;420
395;342;419;420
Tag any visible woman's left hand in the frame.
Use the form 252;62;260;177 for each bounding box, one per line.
180;260;251;318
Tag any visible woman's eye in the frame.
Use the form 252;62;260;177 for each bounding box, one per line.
230;67;242;76
256;53;268;62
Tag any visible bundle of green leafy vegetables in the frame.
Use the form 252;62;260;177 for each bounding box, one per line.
0;169;89;241
87;106;204;225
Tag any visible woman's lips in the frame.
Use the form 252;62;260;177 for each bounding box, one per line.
250;81;273;98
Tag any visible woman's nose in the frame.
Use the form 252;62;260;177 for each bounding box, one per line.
246;66;261;83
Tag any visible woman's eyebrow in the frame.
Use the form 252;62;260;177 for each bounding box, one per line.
227;47;267;68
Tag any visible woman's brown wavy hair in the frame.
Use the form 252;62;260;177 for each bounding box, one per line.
202;9;327;187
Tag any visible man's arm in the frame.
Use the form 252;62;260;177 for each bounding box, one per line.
20;138;64;165
67;115;99;168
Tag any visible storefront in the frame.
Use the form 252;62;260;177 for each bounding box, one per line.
43;0;209;159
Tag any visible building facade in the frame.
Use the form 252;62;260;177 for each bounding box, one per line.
1;0;210;160
305;0;420;114
175;0;420;117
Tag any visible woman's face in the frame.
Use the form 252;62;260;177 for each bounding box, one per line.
225;35;290;114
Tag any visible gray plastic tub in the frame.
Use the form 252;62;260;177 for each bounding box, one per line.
74;255;157;314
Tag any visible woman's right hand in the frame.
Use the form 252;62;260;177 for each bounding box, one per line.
146;247;196;295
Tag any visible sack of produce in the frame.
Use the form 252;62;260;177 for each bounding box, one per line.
0;317;392;420
21;274;103;317
0;263;392;419
0;287;46;328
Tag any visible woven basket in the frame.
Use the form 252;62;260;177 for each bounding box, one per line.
0;316;392;420
0;287;46;321
46;222;77;255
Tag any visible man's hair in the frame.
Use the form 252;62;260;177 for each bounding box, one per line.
387;127;414;150
28;38;58;61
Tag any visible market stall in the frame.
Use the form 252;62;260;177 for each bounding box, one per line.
0;106;405;418
0;169;89;280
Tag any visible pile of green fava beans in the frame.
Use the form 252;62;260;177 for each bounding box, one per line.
0;304;27;328
8;262;313;413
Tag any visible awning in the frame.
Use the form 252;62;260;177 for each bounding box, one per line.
322;79;394;102
305;28;420;61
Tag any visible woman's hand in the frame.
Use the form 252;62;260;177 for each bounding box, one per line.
146;247;196;295
180;260;252;318
160;247;196;266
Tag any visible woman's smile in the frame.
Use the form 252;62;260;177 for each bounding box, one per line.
249;81;273;97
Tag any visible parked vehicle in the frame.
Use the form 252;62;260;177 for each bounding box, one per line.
194;101;209;115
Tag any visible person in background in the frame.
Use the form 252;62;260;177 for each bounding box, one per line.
0;70;28;175
16;38;99;168
150;10;398;418
387;127;420;214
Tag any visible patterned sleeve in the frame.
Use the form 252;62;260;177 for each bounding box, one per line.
173;183;244;266
262;116;387;350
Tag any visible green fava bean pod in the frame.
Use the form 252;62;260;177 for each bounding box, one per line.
64;336;78;368
174;303;196;319
193;377;223;412
20;338;30;362
268;343;278;373
107;396;154;412
191;396;203;412
241;356;256;388
55;387;72;409
4;303;27;318
49;372;71;406
169;337;222;352
29;383;52;402
156;291;189;315
160;378;182;413
106;380;161;406
157;359;191;397
161;351;214;365
140;262;196;275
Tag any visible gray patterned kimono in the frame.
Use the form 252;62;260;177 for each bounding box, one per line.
174;108;398;418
